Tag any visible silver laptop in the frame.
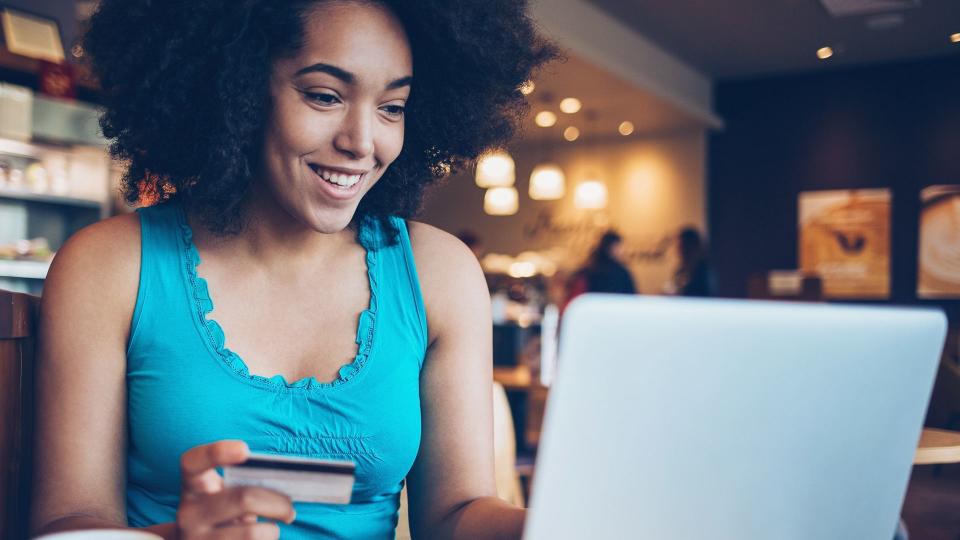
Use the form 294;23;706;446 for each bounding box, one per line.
524;295;946;540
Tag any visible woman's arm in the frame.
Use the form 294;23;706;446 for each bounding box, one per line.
406;222;526;540
31;216;295;540
31;214;146;535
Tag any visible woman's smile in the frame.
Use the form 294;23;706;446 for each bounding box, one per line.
307;162;375;201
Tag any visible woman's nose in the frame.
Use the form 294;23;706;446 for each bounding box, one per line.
333;106;375;160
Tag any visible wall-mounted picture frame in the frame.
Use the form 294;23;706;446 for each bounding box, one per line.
0;7;66;63
799;188;891;299
917;184;960;298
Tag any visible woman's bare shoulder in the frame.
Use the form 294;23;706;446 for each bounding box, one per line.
43;211;141;320
405;220;484;284
405;220;488;339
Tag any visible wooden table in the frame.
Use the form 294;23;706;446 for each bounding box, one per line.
914;428;960;465
493;365;533;390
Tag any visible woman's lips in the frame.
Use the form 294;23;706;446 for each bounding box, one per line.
309;164;368;201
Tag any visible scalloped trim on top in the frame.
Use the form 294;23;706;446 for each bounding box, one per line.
176;206;379;391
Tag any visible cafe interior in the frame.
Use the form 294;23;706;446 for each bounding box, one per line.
1;0;959;538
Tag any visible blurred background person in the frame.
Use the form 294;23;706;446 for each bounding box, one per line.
563;231;637;312
672;226;716;297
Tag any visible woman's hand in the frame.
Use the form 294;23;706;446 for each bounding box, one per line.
176;440;296;539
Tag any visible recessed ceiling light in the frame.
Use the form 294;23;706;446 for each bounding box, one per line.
618;121;635;136
520;80;535;95
559;98;582;114
535;111;557;127
817;46;834;60
951;33;960;43
563;126;580;141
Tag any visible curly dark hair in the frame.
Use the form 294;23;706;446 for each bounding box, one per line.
83;0;558;238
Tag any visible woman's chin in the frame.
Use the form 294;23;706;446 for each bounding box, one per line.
305;206;361;234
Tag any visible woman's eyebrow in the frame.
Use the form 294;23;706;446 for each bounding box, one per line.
295;62;354;82
294;62;412;90
386;76;413;90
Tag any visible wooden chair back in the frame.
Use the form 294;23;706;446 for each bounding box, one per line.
0;289;40;540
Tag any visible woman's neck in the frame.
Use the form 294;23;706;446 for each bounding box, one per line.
190;183;355;272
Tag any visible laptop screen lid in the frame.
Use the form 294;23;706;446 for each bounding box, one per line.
524;295;946;540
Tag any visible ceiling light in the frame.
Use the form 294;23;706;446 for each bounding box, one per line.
535;111;557;127
618;121;635;136
563;126;580;141
529;164;566;200
559;98;582;114
951;33;960;43
519;80;535;95
475;150;515;188
484;187;519;216
574;180;608;210
817;46;834;60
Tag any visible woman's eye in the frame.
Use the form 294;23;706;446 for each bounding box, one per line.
381;104;406;117
304;92;340;106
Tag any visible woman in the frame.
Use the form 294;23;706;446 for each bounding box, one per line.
31;1;554;538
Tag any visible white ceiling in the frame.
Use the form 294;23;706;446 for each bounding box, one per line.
583;0;960;79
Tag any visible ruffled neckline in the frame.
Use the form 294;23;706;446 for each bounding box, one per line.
176;205;379;391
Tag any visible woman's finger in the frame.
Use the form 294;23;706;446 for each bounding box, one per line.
178;486;296;531
180;440;249;495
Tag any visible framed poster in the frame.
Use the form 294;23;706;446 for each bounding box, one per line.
918;185;960;298
0;7;65;63
799;189;891;299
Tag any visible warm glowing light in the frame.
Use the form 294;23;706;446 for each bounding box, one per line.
508;261;537;278
559;98;582;114
519;80;536;95
951;33;960;43
535;111;558;127
563;126;580;141
529;164;566;200
484;187;519;215
618;121;635;136
817;46;834;59
574;180;608;210
475;150;515;188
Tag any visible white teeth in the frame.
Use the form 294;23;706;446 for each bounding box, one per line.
313;166;362;188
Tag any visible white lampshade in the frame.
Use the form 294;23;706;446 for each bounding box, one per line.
484;187;519;216
475;150;516;188
574;180;607;210
529;163;566;200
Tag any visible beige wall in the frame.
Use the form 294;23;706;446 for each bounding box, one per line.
418;129;707;294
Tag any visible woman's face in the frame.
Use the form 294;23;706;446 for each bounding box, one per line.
260;1;412;233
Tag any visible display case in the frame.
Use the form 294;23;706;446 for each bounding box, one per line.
0;83;112;294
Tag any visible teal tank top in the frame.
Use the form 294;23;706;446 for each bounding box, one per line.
125;203;428;539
